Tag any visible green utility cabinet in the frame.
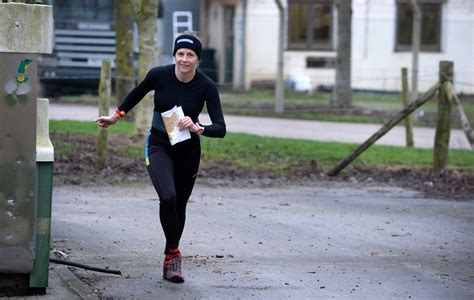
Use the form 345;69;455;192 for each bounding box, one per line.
0;3;53;296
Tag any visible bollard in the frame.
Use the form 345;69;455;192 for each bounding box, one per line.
29;99;54;293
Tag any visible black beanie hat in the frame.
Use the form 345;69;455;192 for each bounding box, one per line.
173;34;202;59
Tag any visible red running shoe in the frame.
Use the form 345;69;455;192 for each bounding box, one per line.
163;255;184;283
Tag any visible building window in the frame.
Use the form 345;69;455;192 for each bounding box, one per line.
395;0;442;52
288;0;334;50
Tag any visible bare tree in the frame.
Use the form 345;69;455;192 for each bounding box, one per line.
131;0;159;138
114;0;135;114
274;0;285;113
331;0;352;108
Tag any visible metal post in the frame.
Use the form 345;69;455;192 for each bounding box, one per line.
274;0;285;113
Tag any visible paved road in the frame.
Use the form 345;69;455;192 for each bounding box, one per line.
48;103;471;150
45;102;474;299
51;182;474;299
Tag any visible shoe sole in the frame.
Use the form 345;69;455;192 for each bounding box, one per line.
163;275;185;283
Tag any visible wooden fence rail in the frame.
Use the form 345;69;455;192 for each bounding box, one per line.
451;85;474;150
328;60;470;177
327;81;441;177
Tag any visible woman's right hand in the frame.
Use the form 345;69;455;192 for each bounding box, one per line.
95;114;119;128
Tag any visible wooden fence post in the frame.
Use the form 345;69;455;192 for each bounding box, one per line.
96;59;111;170
401;67;414;147
433;61;453;174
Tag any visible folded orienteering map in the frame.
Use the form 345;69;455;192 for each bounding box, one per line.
161;105;191;145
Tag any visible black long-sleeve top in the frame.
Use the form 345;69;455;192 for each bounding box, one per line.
118;64;226;138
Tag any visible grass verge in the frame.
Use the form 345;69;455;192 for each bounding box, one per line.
51;120;474;172
51;119;134;135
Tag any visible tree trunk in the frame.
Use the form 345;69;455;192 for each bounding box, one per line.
114;0;135;116
132;0;159;139
408;0;421;138
274;0;285;113
409;0;421;105
331;0;352;108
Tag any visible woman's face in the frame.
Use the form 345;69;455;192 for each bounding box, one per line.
175;48;198;75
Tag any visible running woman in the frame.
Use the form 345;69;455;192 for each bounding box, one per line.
96;32;226;283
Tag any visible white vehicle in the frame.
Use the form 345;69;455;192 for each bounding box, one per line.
286;74;314;95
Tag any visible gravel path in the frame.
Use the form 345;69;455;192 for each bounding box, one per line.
51;182;474;299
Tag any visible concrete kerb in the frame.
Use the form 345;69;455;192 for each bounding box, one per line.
51;264;99;300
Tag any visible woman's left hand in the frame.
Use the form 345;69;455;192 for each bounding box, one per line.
178;116;200;133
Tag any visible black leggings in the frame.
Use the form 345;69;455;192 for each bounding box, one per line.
146;130;201;252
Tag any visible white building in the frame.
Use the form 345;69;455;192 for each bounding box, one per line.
200;0;474;94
